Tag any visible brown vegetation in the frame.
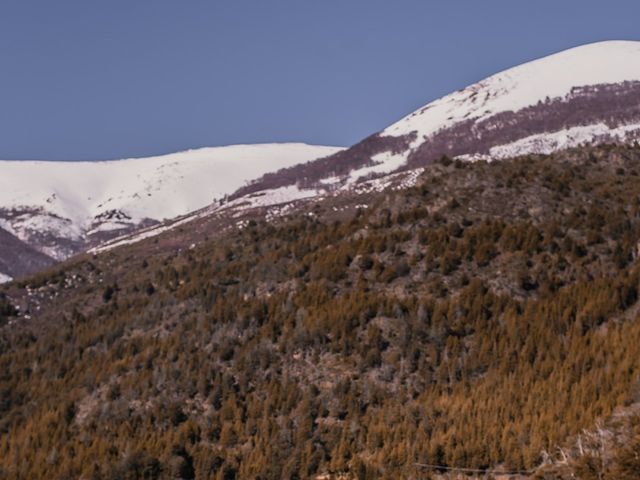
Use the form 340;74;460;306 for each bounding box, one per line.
2;145;640;478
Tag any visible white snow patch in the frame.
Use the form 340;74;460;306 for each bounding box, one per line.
89;213;202;253
0;213;82;243
0;273;12;284
345;168;424;195
238;185;322;210
348;151;409;183
458;122;640;161
319;175;341;185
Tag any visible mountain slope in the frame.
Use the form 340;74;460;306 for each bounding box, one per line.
4;40;640;479
3;145;640;478
81;41;640;263
231;40;640;201
0;143;343;281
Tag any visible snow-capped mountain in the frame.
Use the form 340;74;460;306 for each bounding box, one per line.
5;41;640;279
0;143;343;281
92;41;640;257
231;40;640;200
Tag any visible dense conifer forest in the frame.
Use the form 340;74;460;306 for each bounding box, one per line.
3;145;640;478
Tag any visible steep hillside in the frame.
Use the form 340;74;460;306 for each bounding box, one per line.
0;143;343;281
3;145;640;478
0;228;53;281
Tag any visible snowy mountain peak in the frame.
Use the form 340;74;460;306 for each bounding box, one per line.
383;40;640;140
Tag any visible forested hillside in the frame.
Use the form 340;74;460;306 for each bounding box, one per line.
3;145;640;479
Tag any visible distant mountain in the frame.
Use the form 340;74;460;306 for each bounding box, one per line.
0;143;343;281
231;41;640;199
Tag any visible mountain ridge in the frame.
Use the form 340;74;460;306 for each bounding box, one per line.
231;40;640;200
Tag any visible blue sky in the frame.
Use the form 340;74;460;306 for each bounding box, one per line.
0;0;638;160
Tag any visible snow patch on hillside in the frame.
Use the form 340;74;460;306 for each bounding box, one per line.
234;185;322;211
458;122;640;161
89;216;194;254
0;212;82;243
0;273;11;284
348;151;408;183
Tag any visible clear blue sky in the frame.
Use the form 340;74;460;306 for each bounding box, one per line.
0;0;638;160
